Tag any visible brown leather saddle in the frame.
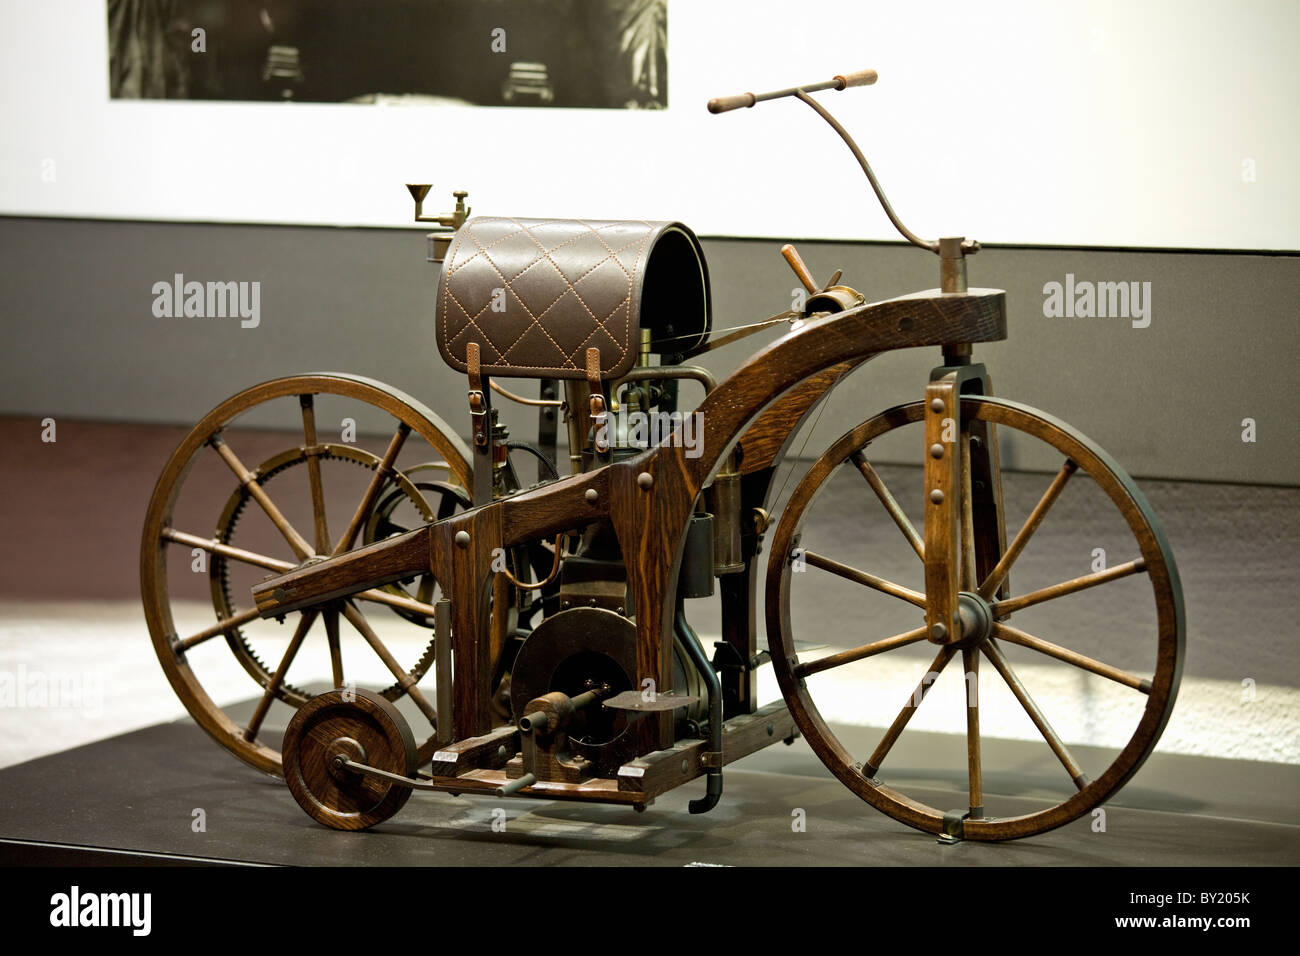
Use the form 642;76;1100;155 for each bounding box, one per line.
436;217;712;380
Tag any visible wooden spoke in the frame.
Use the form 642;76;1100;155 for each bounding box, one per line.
993;559;1148;615
992;623;1151;693
793;625;929;679
963;646;983;817
176;606;263;652
978;458;1078;600
244;610;318;741
801;550;926;608
960;430;977;591
862;645;957;776
354;587;440;620
324;606;344;689
982;639;1089;790
332;423;411;556
209;434;315;561
340;602;439;727
850;449;924;560
162;528;293;574
300;395;332;554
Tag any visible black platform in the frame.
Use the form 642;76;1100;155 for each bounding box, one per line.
2;701;1296;867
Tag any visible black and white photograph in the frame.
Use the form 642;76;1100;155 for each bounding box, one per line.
108;0;668;108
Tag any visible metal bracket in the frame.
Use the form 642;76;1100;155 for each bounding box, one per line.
938;808;970;844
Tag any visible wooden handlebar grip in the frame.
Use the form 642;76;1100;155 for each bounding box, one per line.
781;244;819;295
835;69;879;89
707;92;757;114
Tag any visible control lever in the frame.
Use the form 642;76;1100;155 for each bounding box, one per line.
781;242;863;316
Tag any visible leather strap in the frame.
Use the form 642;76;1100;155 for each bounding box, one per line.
466;341;488;448
586;346;608;454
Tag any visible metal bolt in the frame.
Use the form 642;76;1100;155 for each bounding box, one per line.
637;472;654;490
929;443;945;458
681;758;689;773
930;488;945;504
930;622;947;640
454;530;470;548
930;398;945;413
585;488;599;503
766;721;775;736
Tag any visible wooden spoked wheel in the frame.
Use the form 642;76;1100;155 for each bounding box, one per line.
141;374;473;777
766;396;1184;841
282;687;417;831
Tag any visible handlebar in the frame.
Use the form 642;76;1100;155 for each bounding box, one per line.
707;70;877;114
706;68;979;292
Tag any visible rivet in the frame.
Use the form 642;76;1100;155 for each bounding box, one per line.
681;758;689;774
929;443;945;458
930;623;947;640
929;398;945;413
930;488;945;504
766;721;775;736
637;472;654;490
585;488;599;503
454;530;470;548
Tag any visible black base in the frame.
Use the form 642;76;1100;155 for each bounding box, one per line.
2;709;1297;867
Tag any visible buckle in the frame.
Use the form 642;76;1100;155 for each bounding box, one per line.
589;393;608;453
468;389;488;447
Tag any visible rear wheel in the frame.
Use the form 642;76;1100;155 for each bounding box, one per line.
141;374;473;776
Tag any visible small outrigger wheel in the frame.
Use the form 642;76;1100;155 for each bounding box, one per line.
282;687;417;831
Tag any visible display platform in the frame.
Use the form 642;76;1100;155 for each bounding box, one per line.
1;697;1296;867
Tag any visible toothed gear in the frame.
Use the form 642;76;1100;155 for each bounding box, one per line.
209;443;453;707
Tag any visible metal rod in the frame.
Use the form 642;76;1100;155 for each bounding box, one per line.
675;605;723;814
497;773;537;797
793;89;938;253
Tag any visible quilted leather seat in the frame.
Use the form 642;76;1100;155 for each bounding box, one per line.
436;217;711;380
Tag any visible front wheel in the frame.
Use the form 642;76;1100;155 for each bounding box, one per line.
766;395;1184;841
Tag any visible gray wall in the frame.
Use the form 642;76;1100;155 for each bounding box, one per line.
1;216;1296;485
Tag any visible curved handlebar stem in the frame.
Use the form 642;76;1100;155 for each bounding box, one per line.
707;70;978;261
791;89;937;254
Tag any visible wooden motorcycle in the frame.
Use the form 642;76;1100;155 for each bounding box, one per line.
140;70;1183;842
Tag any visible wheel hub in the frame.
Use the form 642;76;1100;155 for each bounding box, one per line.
325;736;367;781
954;591;994;648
